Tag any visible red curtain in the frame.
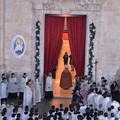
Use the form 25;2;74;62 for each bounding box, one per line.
67;16;86;77
44;15;65;86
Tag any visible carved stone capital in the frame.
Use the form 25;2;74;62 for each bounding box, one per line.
74;0;106;5
74;0;106;11
32;0;106;12
42;0;56;10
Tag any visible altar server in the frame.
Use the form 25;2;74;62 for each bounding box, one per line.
8;73;18;99
0;78;8;104
35;75;41;103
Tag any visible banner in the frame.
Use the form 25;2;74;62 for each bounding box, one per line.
11;35;26;58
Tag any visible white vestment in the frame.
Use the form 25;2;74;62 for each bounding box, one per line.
21;112;29;120
110;117;115;120
110;100;120;114
6;104;14;117
0;82;7;98
8;77;18;93
23;85;32;109
24;77;28;83
80;105;87;115
87;92;96;108
104;117;109;120
102;97;111;112
62;113;69;120
98;115;104;120
94;94;104;110
45;76;53;91
115;111;120;119
72;113;78;120
35;78;41;103
7;115;16;120
19;77;27;92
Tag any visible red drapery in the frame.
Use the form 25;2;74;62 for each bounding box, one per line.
44;15;65;87
67;16;86;77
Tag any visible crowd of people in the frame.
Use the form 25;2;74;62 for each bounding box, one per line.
0;72;55;119
0;101;43;120
71;75;120;119
0;71;120;119
0;73;42;110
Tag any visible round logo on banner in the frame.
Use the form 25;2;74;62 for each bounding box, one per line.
12;35;26;58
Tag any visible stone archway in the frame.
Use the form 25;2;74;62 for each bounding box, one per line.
31;0;105;96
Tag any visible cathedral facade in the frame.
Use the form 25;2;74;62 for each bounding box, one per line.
0;0;120;84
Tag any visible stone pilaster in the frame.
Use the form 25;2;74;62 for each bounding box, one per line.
0;0;5;74
0;0;4;65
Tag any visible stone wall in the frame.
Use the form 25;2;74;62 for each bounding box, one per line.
0;0;120;84
97;0;120;83
0;0;5;73
32;0;105;83
2;0;34;78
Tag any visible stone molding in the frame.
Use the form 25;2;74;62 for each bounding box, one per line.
31;0;105;82
31;0;106;11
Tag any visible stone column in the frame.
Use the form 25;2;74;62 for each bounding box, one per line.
0;0;5;73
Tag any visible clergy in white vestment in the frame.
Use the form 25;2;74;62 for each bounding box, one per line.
110;100;120;114
102;95;112;112
19;73;28;100
8;73;18;99
94;94;104;110
23;79;33;110
21;105;29;120
7;114;16;120
87;91;96;108
35;75;41;103
94;94;98;109
17;101;24;115
98;114;105;120
22;73;28;83
0;78;8;104
79;105;87;115
6;103;14;117
72;112;79;120
0;73;7;83
45;73;54;99
115;107;120;119
103;112;109;120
